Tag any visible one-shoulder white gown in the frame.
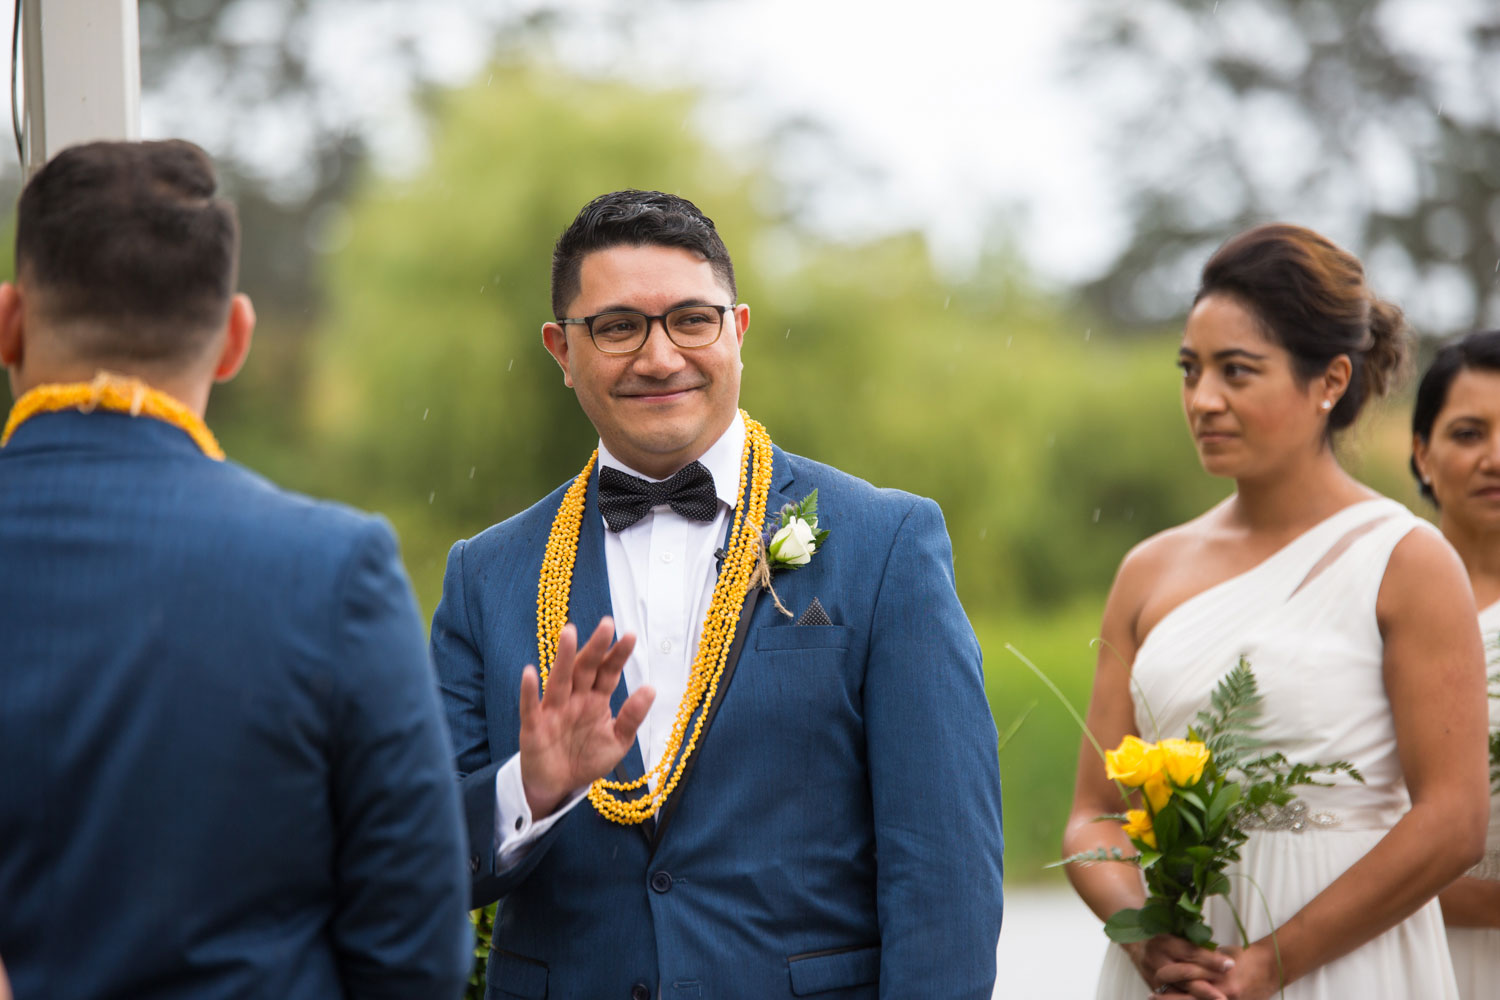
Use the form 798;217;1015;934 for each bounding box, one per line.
1445;599;1500;1000
1095;498;1460;999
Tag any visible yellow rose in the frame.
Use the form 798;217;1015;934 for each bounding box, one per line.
1143;773;1172;812
1121;808;1157;849
1104;735;1164;788
1158;738;1211;787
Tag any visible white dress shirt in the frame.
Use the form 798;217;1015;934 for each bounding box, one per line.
492;414;747;864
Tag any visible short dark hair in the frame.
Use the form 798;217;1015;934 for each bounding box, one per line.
1194;223;1409;434
15;140;239;362
549;190;735;318
1410;329;1500;503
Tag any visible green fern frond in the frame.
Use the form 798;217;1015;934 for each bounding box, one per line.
1050;845;1137;869
1190;658;1266;771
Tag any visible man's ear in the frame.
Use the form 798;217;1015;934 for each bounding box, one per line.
0;282;25;369
541;322;574;388
212;294;255;383
732;302;750;348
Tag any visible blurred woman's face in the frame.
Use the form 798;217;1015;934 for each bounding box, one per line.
1413;367;1500;534
1178;294;1334;481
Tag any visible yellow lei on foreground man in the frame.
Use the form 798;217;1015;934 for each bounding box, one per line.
536;411;773;825
1;371;224;460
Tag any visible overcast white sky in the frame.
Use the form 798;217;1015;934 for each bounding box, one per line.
17;0;1487;311
128;0;1119;284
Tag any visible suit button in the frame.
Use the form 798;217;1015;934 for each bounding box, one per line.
631;985;651;1000
649;870;673;894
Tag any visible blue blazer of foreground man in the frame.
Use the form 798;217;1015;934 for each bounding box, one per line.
0;142;472;999
433;190;1005;999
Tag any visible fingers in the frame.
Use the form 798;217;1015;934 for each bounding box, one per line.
614;685;655;746
1146;938;1233;976
594;630;637;694
543;624;578;707
1157;961;1230;983
568;617;616;695
1150;979;1226;1000
518;665;540;730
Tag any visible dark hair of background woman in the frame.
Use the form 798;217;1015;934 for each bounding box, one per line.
1194;222;1409;434
1409;329;1500;503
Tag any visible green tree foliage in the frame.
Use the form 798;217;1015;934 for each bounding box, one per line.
296;62;1237;617
272;62;1423;887
1075;0;1500;335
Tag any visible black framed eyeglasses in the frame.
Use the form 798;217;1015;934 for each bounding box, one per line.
558;304;732;355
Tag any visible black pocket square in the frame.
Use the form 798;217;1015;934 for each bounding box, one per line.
796;597;833;627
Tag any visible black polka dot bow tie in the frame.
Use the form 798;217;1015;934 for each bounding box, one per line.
597;461;719;532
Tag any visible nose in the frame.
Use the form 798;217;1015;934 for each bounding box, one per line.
1482;430;1500;470
1186;375;1227;416
631;317;687;377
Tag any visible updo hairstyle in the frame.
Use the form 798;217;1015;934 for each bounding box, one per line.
1193;223;1409;433
1409;329;1500;503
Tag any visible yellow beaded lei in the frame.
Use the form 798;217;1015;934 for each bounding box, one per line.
0;371;225;460
537;410;773;825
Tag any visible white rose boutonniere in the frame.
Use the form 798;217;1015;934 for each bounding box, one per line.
768;515;817;566
755;490;831;615
765;490;830;570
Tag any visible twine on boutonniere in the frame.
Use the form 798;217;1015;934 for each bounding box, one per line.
754;489;831;617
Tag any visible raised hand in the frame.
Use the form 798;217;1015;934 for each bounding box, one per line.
518;618;652;817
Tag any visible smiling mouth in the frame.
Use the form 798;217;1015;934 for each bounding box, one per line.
618;384;703;401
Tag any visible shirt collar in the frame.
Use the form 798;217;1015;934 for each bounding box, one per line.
596;411;745;509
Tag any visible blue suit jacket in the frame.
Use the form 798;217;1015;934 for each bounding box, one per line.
0;412;473;1000
433;446;1003;1000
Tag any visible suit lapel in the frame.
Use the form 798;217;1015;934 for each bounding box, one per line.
571;469;654;840
651;447;796;851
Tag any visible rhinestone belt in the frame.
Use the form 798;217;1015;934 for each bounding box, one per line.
1241;799;1341;833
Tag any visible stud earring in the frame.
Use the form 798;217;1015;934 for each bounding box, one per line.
1320;400;1332;411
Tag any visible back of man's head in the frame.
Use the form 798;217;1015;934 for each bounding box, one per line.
550;189;735;317
16;140;238;366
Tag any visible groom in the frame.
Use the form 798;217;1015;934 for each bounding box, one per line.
433;190;1004;999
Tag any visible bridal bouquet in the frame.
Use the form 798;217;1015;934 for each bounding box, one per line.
1062;659;1362;949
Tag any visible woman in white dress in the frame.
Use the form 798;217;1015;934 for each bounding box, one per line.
1411;329;1500;1000
1066;223;1490;1000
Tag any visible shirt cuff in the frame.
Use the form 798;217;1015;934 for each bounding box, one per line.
493;754;589;869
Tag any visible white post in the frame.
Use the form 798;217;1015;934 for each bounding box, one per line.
19;0;141;176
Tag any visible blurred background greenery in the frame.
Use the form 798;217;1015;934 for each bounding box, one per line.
196;60;1439;882
5;0;1493;888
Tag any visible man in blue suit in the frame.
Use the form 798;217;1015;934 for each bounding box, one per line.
0;141;473;999
433;190;1004;999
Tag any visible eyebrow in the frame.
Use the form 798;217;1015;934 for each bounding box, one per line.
1177;347;1270;362
594;298;718;315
